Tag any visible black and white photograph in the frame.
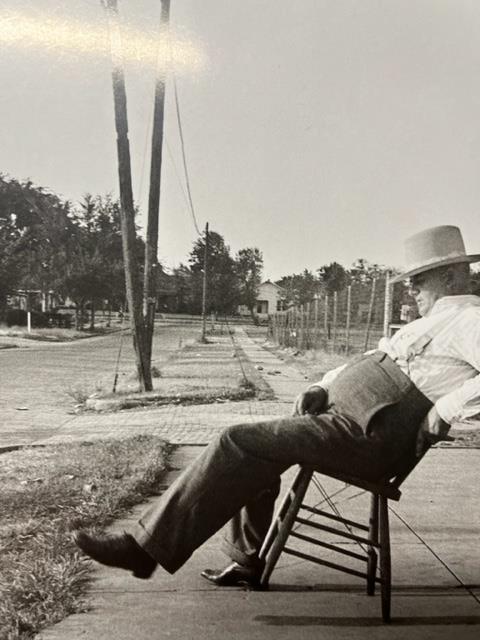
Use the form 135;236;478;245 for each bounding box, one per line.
1;1;479;638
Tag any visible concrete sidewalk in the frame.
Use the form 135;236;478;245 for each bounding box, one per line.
36;330;480;639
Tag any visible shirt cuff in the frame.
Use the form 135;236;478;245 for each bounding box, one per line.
434;396;456;425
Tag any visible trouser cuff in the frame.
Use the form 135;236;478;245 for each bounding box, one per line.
221;537;265;571
133;522;178;575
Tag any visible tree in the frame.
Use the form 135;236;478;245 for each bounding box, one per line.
0;210;21;321
276;270;320;306
0;175;74;319
349;258;385;284
318;262;350;294
64;194;134;328
235;247;263;320
189;230;239;315
171;263;195;313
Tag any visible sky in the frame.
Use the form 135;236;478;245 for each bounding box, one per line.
1;0;480;281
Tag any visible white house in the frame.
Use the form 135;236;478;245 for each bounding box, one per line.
238;280;285;318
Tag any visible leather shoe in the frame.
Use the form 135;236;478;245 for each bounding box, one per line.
73;530;157;579
201;562;264;589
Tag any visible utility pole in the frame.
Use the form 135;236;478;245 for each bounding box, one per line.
144;0;171;365
201;222;209;342
104;0;151;390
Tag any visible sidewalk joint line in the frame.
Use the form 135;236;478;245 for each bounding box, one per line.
389;505;480;607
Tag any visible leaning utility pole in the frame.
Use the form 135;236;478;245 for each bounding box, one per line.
144;0;171;365
201;222;209;342
104;0;151;390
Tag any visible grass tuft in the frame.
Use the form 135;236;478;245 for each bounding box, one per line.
64;381;104;405
0;435;172;640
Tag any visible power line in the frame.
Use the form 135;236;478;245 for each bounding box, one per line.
172;73;201;236
165;137;198;226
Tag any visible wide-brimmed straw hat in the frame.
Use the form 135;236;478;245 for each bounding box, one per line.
390;225;480;284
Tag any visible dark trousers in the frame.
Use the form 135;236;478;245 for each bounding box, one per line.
133;354;432;573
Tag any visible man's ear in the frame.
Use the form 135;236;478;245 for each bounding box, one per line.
444;267;455;292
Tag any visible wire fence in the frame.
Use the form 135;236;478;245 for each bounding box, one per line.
267;274;413;355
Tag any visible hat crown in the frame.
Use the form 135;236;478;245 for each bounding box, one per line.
405;225;466;269
391;224;480;283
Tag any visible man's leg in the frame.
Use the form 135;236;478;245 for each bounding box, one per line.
133;411;385;574
221;480;281;570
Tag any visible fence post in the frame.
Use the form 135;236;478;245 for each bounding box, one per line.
383;272;392;337
297;304;305;350
332;291;338;353
345;284;352;355
286;309;291;347
305;302;311;349
324;294;329;348
364;278;377;351
292;305;298;349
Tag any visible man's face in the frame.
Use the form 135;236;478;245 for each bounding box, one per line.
408;269;448;317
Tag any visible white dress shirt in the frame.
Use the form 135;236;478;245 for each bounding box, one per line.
317;295;480;425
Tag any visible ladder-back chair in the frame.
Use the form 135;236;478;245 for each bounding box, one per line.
258;447;431;623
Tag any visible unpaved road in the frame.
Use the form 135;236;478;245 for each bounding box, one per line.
0;321;200;447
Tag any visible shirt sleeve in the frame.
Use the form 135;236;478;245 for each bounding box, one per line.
313;348;380;390
313;363;348;390
434;307;480;424
435;375;480;424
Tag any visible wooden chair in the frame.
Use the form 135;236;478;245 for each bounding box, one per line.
258;451;429;623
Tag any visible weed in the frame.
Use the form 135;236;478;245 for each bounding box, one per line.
64;382;104;405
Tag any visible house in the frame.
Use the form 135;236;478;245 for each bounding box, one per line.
7;289;60;313
238;280;285;318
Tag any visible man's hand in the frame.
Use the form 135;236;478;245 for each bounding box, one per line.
293;385;328;416
415;406;454;457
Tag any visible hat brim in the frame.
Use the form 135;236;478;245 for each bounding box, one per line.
390;254;480;284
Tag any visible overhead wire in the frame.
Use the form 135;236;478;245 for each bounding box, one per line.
171;72;202;236
165;138;197;223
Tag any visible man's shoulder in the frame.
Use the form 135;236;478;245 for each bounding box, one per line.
451;297;480;335
457;296;480;317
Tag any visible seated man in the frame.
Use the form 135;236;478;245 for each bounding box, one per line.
75;224;480;586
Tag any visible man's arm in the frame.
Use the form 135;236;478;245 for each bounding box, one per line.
433;308;480;424
416;307;480;455
415;406;454;457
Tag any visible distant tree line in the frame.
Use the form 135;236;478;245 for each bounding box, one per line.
0;176;265;324
276;259;391;306
0;176;137;327
2;175;479;327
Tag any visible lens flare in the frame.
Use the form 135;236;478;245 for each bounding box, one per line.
0;10;206;73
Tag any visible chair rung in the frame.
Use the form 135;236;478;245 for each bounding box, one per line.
300;504;369;532
284;546;381;583
295;516;379;548
290;531;368;562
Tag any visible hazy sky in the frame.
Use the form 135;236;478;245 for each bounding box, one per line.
1;0;480;280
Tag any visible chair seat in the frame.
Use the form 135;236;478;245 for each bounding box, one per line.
310;469;402;501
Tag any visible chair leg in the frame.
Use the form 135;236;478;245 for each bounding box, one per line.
259;466;307;562
260;467;313;588
366;493;379;596
379;496;392;623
